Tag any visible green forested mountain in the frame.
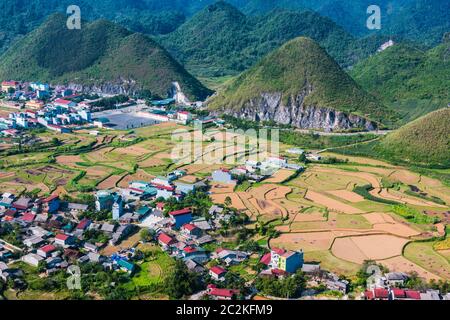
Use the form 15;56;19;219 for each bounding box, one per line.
0;0;188;54
208;37;394;127
0;14;212;100
160;1;389;77
351;38;450;123
377;108;450;167
229;0;450;46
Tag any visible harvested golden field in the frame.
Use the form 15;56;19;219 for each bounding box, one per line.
56;155;83;165
265;169;296;183
321;152;395;167
326;190;365;203
97;175;122;190
292;210;327;222
305;190;363;214
332;235;409;264
211;193;247;211
138;157;166;167
117;170;155;188
210;183;235;194
270;230;372;252
265;185;292;200
178;175;199;183
378;256;441;281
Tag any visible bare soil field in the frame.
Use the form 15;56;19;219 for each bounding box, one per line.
332;235;409;264
305;190;363;214
0;172;15;179
114;146;150;156
210;183;235;194
178;175;199;183
56;155;83;166
211;193;247;211
85;147;115;163
265;169;296;183
273;199;305;215
363;212;397;224
271;231;336;251
378;256;441;281
118;170;155;188
331;237;368;264
270;230;371;252
326;190;365;203
390;170;421;185
249;198;285;219
97;175;122;189
371;223;421;237
138;157;166;167
292;211;327;222
265;185;292;200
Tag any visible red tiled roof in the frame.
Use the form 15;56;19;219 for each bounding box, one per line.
153;184;175;191
405;290;421;300
209;288;239;298
54;98;72;105
43;194;59;203
76;218;91;230
39;244;56;253
210;266;227;276
182;223;197;231
271;247;286;255
260;252;271;265
5;209;16;217
364;290;374;300
169;208;191;217
55;234;69;241
21;212;36;222
374;288;389;299
271;269;288;276
183;246;197;254
2;81;18;86
392;289;406;298
156;202;165;210
158;233;175;245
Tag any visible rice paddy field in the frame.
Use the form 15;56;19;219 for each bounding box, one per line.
1;122;449;282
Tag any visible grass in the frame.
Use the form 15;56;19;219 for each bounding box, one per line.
335;214;372;229
305;250;360;278
403;241;450;279
127;246;175;290
332;109;450;169
391;205;439;224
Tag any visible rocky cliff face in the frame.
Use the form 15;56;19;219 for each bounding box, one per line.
214;92;378;131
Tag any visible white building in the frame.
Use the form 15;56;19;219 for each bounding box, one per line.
22;253;44;267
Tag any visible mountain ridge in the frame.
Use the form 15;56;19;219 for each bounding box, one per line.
207;37;395;130
351;40;450;123
0;14;212;100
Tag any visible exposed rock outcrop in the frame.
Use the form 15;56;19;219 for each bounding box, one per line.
214;92;378;131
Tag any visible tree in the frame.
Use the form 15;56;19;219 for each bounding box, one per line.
298;153;306;163
140;228;153;242
164;260;200;299
224;196;232;207
51;137;61;146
